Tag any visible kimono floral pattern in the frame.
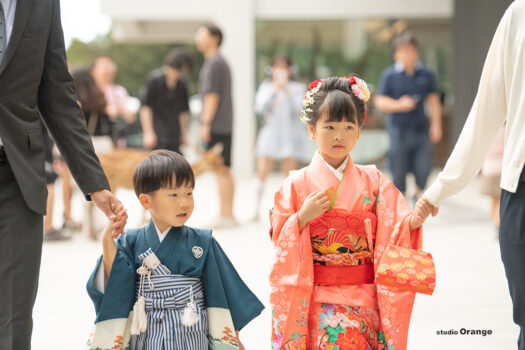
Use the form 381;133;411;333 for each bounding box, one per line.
313;304;387;350
86;334;129;350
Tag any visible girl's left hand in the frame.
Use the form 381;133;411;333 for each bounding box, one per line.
410;197;439;229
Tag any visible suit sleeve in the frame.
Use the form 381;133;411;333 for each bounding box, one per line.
37;0;110;199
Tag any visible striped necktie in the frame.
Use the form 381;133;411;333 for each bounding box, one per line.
0;2;6;63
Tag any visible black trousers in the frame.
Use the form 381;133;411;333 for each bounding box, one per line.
500;167;525;350
0;160;43;350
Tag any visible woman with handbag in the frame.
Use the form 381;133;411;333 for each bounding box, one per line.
270;76;432;349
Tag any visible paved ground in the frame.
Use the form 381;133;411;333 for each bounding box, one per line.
32;171;520;349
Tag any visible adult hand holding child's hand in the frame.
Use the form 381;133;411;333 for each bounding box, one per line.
410;197;439;229
106;204;128;239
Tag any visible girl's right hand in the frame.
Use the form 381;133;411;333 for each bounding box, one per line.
298;191;331;229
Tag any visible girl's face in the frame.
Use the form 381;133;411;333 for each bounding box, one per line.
307;113;360;168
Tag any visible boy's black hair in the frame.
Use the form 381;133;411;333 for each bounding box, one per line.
164;48;193;71
302;77;366;126
133;150;195;197
200;23;223;46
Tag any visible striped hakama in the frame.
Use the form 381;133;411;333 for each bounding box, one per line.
131;249;208;350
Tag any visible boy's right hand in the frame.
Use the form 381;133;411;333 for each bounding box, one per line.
298;191;331;229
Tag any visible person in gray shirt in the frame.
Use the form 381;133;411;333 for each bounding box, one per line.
195;23;237;228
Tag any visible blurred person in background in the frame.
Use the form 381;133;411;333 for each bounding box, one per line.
253;56;308;220
55;68;115;233
375;32;442;203
140;48;192;154
195;23;237;227
73;67;113;153
42;124;70;241
91;54;136;146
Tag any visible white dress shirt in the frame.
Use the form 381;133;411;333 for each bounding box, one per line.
0;0;16;44
0;0;16;146
425;0;525;206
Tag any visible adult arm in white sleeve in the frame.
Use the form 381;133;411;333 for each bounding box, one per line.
423;10;510;206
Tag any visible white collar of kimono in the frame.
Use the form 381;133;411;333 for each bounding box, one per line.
154;224;171;243
323;154;349;181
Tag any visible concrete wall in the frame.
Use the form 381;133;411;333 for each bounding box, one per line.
452;0;513;148
102;0;452;20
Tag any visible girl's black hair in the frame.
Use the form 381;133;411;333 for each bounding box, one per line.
133;150;195;197
302;76;366;126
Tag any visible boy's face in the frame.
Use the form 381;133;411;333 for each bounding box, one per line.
307;113;360;167
139;182;194;231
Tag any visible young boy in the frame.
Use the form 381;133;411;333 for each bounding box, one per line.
86;150;264;349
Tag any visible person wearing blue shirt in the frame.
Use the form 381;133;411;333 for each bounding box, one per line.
375;32;442;200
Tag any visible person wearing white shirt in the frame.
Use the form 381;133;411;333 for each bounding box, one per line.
415;1;525;348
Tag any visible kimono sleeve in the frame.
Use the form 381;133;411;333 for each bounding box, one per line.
375;170;422;252
86;231;137;323
271;175;302;246
373;170;421;349
202;237;264;331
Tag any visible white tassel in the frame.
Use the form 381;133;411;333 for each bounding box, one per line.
181;284;199;327
130;296;147;335
181;302;199;327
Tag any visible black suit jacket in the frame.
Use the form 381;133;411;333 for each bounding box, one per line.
0;0;109;215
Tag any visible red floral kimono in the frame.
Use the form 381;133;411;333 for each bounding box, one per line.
270;152;421;350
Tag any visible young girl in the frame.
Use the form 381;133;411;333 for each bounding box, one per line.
270;76;423;349
86;150;264;349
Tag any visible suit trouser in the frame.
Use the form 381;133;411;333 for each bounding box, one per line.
500;167;525;350
0;160;43;350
